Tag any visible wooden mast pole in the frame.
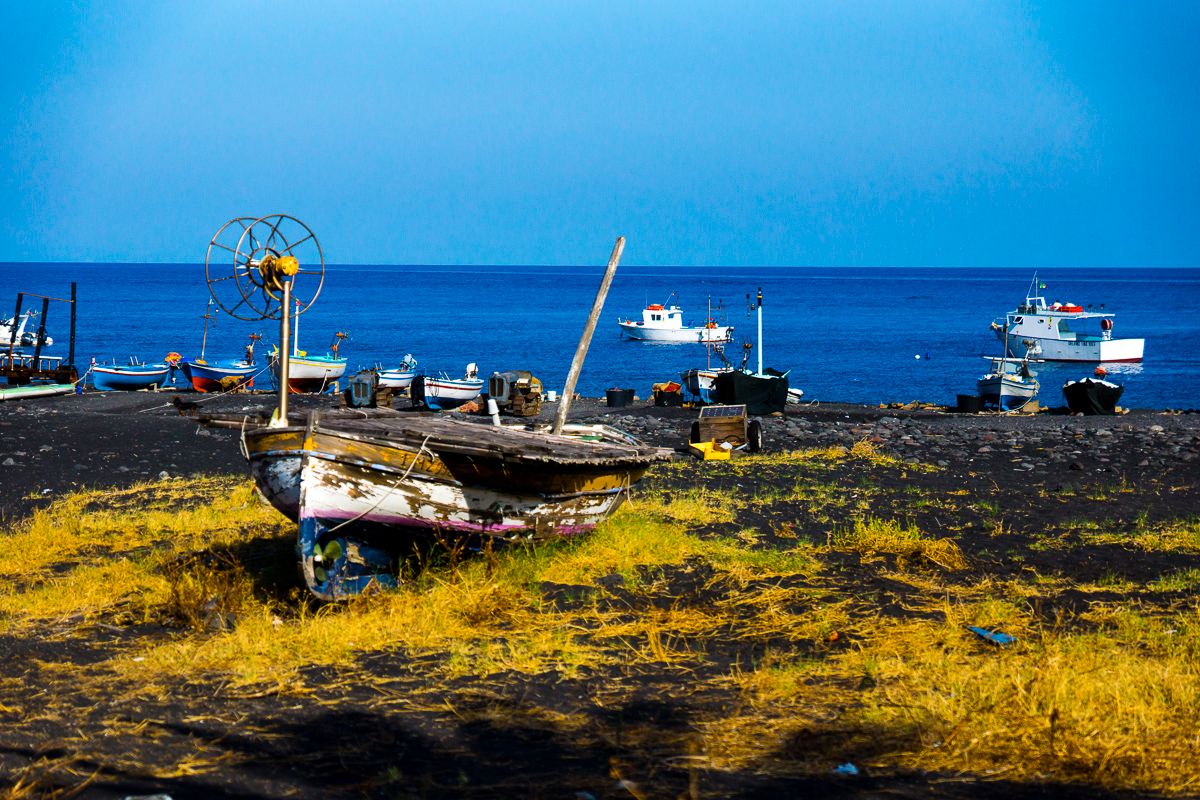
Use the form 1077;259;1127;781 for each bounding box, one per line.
553;236;625;435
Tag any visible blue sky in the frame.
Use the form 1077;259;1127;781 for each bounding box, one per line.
1;1;1196;266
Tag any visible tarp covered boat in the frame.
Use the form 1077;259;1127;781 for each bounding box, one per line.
1063;377;1124;415
712;368;790;415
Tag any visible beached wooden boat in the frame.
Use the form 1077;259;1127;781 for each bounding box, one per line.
90;360;172;391
269;327;349;394
377;354;419;390
411;363;484;410
244;412;670;599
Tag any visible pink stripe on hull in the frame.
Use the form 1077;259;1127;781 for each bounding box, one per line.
300;509;598;536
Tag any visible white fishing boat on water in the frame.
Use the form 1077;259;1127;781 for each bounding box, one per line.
618;296;732;343
990;275;1144;362
977;355;1040;411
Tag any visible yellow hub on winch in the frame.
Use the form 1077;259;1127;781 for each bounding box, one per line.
256;253;300;291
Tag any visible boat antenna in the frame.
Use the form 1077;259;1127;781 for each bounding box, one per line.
554;236;625;435
746;288;763;375
199;298;215;361
293;296;301;356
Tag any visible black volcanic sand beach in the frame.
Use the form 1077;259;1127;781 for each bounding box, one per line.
1;389;1199;798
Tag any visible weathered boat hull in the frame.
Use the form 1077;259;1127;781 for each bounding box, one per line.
244;417;665;599
247;426;640;533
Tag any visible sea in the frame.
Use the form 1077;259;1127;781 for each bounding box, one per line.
1;264;1197;409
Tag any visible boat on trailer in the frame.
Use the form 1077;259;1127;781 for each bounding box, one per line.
990;274;1144;362
1;285;78;401
1;311;53;348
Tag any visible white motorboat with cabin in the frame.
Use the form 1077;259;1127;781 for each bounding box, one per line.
990;275;1144;362
1;311;53;348
618;297;732;343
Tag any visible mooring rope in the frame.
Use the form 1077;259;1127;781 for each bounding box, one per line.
323;434;434;536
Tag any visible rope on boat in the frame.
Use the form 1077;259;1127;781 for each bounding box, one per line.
323;434;434;537
135;361;273;414
73;364;94;388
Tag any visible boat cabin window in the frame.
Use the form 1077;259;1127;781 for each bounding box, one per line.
651;314;661;321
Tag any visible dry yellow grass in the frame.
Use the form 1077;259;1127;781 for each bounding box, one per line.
5;467;1200;795
830;517;968;571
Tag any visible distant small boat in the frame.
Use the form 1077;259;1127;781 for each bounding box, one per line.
377;354;418;390
412;363;484;410
1063;375;1124;415
978;355;1039;410
91;359;172;391
618;296;732;343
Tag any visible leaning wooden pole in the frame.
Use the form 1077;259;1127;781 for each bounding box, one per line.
553;236;625;435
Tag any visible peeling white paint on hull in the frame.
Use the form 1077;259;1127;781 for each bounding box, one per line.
298;454;626;536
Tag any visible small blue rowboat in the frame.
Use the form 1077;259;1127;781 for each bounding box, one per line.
91;361;172;391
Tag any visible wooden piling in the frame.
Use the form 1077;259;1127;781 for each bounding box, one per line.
553;237;625;435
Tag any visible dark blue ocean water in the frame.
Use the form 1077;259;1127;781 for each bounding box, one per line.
1;264;1197;409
